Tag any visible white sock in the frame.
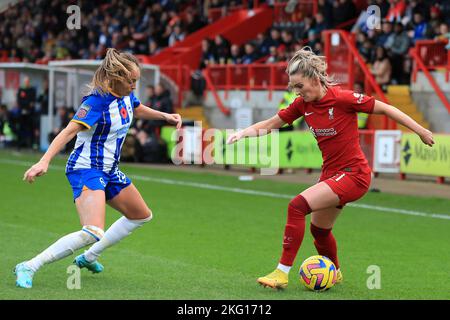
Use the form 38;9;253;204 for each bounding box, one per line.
84;216;152;263
277;263;291;274
25;226;104;272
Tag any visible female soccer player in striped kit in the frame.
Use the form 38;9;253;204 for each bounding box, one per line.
227;47;434;289
15;48;182;288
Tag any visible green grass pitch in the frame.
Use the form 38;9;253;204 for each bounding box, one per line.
0;150;449;300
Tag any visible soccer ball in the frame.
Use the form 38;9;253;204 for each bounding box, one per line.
299;255;337;292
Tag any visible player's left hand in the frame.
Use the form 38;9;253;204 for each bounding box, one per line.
419;128;434;147
164;113;182;129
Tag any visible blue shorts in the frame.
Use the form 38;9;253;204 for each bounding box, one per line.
66;169;132;201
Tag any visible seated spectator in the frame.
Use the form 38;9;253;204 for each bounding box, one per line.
168;25;185;47
242;43;257;64
280;30;295;52
435;23;450;49
385;22;410;83
199;39;215;69
213;34;230;64
410;12;429;43
386;0;406;23
266;45;278;63
228;44;242;64
376;20;393;47
371;47;392;90
332;0;357;28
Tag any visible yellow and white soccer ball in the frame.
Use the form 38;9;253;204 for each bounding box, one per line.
299;255;337;292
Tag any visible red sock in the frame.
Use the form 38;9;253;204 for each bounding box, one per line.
310;223;340;269
279;195;311;266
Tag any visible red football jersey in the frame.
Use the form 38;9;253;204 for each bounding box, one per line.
278;86;375;173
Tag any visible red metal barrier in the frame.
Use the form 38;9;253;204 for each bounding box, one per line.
410;47;450;114
414;40;448;70
323;30;393;129
205;63;288;100
358;129;375;170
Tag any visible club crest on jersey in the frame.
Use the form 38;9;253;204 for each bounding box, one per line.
76;104;91;119
328;107;334;120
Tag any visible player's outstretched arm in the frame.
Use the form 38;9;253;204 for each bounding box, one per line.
226;114;286;144
372;100;434;147
23;121;85;183
134;104;182;129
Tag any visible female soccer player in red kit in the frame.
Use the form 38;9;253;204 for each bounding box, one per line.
227;47;434;289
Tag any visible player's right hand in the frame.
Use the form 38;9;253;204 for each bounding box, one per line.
23;160;49;183
226;131;244;144
419;128;434;147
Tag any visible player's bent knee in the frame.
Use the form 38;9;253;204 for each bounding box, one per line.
81;225;105;243
288;194;312;216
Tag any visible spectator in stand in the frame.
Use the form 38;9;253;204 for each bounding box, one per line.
266;46;278;63
228;44;243;64
0;104;9;143
296;16;314;41
148;83;173;136
144;85;156;107
168;25;186;47
213;34;230;64
410;12;429;43
17;76;36;149
374;0;390;19
427;6;443;38
37;78;50;115
357;32;375;63
385;22;411;84
332;0;357;28
199;38;215;69
185;10;206;35
376;20;393;47
47;106;75;152
318;0;334;27
371;46;392;90
434;22;450;50
314;12;330;34
148;39;161;56
242;43;258;64
280;30;295;53
386;0;406;23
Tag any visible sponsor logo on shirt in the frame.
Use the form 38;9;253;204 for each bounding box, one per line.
309;126;337;137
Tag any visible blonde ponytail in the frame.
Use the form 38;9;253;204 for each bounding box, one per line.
286;46;335;88
87;48;141;96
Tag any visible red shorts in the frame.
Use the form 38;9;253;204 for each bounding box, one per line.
319;165;372;207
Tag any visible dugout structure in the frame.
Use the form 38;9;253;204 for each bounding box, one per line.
0;61;160;150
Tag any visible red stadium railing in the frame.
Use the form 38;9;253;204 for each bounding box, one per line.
410;46;450;114
323;29;393;129
204;63;289;101
202;69;231;115
414;40;449;73
160;65;191;109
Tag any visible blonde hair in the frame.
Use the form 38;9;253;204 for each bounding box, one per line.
88;48;141;96
286;46;335;88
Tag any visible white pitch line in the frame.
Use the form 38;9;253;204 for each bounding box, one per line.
2;158;449;220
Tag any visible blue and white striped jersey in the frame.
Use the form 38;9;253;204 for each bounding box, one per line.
65;91;140;174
